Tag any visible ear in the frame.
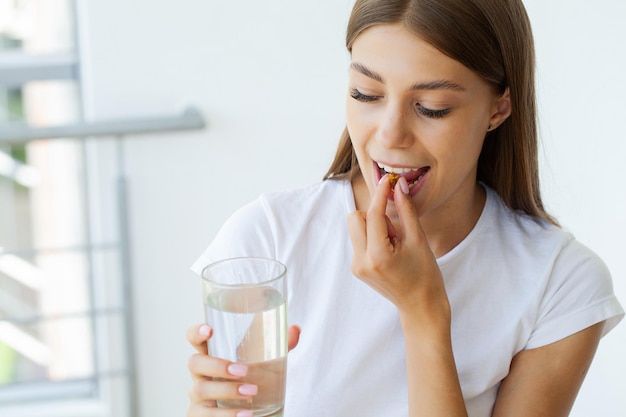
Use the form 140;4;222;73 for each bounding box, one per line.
487;88;511;131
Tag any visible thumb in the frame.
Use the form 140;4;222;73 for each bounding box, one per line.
186;323;212;355
393;177;426;242
288;325;301;351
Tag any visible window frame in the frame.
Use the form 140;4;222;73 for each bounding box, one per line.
0;1;134;416
0;51;79;88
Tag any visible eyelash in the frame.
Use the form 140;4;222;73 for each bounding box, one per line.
349;88;378;103
349;88;451;119
419;107;450;119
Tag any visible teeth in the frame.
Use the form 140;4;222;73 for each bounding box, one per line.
407;171;427;189
376;162;418;174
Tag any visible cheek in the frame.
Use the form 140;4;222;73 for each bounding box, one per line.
345;100;378;139
445;110;489;148
345;113;367;158
345;102;362;135
417;117;486;169
345;105;375;180
440;124;486;171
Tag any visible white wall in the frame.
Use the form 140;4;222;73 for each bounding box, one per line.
526;1;626;415
78;1;625;416
79;1;353;416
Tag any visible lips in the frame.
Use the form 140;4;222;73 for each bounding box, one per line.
375;161;430;187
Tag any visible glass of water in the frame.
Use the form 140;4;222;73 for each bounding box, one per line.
201;257;288;417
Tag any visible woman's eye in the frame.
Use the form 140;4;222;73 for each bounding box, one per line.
416;104;450;119
350;88;378;102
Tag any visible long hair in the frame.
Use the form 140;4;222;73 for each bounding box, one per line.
324;0;557;225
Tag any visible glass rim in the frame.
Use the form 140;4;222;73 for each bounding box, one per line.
200;256;286;287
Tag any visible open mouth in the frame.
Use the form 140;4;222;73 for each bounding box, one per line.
376;161;430;189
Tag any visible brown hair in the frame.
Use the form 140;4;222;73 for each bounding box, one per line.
324;0;557;225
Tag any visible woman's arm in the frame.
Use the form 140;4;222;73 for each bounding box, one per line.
492;322;603;417
348;176;468;417
347;176;605;417
399;305;468;417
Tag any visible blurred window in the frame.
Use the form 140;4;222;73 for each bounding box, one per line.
1;1;129;415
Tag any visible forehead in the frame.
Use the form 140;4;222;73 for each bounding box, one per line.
350;23;482;88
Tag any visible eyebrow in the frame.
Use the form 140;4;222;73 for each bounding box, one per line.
350;62;466;92
350;62;383;83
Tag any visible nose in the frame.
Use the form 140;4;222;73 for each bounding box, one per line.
377;102;414;149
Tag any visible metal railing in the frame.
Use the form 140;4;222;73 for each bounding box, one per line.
0;106;206;417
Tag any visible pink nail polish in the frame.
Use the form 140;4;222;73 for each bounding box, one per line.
398;176;409;195
198;325;210;337
237;411;254;417
228;363;248;377
238;384;258;396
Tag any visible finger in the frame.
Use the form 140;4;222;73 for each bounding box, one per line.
187;404;254;417
186;402;213;417
347;210;367;254
366;174;395;253
189;378;258;403
288;324;301;351
393;177;426;245
188;403;251;417
188;353;249;382
188;403;254;417
385;215;398;241
187;324;212;355
369;174;393;218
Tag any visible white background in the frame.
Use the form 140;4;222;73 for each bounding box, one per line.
77;0;625;416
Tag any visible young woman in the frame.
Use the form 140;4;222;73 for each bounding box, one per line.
186;1;624;416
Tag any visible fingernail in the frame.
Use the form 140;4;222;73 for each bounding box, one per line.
228;363;248;377
398;176;409;195
238;384;258;396
237;411;254;417
198;325;210;337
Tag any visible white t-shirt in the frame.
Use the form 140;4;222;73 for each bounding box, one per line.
191;179;624;417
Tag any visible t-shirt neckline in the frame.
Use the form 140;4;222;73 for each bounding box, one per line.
343;179;494;265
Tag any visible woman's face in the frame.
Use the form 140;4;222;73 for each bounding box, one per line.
347;23;509;221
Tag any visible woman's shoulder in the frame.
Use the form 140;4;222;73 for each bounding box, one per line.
480;187;623;344
476;186;607;274
255;178;354;232
258;178;352;212
190;179;352;273
485;185;614;292
218;179;350;225
485;186;572;246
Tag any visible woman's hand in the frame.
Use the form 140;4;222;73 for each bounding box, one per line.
186;323;301;417
347;175;448;316
349;175;465;417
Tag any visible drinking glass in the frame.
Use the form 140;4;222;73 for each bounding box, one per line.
201;257;287;417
